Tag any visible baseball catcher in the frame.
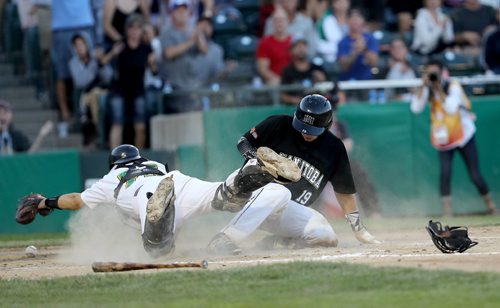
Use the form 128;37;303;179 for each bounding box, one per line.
425;220;478;253
15;144;300;258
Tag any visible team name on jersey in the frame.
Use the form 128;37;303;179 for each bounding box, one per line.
280;153;324;190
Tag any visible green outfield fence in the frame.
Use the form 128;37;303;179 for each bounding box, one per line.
1;98;499;234
0;151;79;234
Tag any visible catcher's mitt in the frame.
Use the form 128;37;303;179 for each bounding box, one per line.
425;220;478;253
15;193;49;225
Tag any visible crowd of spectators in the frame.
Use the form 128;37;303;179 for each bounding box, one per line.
1;0;499;149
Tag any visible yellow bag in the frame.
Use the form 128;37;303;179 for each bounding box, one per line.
429;82;471;150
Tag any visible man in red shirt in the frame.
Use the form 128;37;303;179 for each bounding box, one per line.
256;6;292;86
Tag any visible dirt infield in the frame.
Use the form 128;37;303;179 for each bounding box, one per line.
2;222;500;280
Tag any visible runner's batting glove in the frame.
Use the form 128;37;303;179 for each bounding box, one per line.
346;211;381;244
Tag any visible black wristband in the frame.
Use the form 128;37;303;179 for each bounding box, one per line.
45;196;61;209
237;137;257;159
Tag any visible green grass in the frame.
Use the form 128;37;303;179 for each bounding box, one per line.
0;233;68;248
1;262;500;307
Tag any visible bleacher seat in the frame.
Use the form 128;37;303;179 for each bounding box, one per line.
373;30;399;54
232;0;259;11
433;51;481;76
226;34;259;60
213;6;247;54
232;0;260;35
312;56;339;79
408;53;426;73
213;13;255;85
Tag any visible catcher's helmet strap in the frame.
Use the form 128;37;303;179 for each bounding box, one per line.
114;162;165;199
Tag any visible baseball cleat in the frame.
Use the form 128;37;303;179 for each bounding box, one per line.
256;147;301;183
146;176;175;224
207;233;242;255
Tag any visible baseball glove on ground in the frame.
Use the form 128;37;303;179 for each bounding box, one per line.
425;220;478;253
15;193;48;225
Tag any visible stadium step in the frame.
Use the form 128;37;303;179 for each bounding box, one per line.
0;85;37;101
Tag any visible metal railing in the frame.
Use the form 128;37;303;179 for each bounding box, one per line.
156;74;500;110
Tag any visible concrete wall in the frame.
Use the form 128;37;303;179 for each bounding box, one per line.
150;111;204;151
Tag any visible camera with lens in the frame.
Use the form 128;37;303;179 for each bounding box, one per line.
429;72;439;82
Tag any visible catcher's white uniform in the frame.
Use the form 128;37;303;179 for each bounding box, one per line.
81;160;221;233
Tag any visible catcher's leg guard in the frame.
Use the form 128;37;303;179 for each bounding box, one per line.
142;176;176;258
211;147;301;212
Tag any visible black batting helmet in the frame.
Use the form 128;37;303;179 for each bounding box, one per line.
109;144;142;169
292;94;333;136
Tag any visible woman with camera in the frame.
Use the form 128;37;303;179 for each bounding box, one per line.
410;59;496;216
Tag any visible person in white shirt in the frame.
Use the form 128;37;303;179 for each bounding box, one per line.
412;0;454;55
314;0;350;62
410;59;496;216
31;144;300;257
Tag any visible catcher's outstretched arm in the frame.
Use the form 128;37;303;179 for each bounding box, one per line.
39;193;84;211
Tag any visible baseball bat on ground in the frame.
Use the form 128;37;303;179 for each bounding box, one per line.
92;260;208;272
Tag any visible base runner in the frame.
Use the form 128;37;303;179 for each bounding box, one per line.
208;94;380;254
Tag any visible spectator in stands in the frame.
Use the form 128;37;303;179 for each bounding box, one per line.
258;0;275;37
192;16;225;86
142;22;163;115
160;0;208;112
264;0;318;57
32;0;95;138
159;0;214;30
386;0;423;34
280;37;327;105
105;14;157;149
103;0;150;49
92;0;106;46
483;25;500;74
337;7;379;81
451;0;497;54
411;59;497;216
69;34;113;147
314;0;350;63
0;99;53;155
16;0;44;96
331;0;350;33
256;7;292;86
148;0;163;30
385;38;416;100
350;0;386;30
69;34;110;95
412;0;454;56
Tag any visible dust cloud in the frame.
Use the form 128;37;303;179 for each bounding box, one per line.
58;204;235;264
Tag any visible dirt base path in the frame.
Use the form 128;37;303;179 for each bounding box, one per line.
2;224;500;280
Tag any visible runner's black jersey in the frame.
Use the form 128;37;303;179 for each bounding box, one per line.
243;115;356;206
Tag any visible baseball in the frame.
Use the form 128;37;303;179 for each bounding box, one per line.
25;245;38;257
